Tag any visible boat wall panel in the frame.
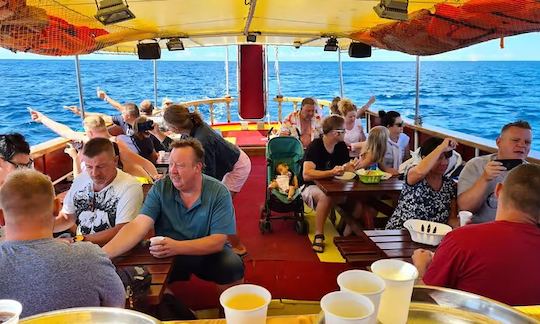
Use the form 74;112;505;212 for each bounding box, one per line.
238;45;266;120
36;147;72;183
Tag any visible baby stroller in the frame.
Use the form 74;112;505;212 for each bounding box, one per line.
259;135;308;234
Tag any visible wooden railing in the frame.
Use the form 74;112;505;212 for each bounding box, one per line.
366;110;540;164
180;96;235;125
273;97;331;122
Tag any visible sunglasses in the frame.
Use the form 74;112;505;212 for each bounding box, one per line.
393;122;404;127
6;158;33;169
333;129;346;135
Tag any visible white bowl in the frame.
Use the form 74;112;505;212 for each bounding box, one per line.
334;171;356;181
403;219;452;246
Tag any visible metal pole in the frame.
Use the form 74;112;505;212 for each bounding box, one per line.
338;49;344;98
274;46;282;96
153;59;158;109
74;55;85;120
225;46;230;96
414;55;422;126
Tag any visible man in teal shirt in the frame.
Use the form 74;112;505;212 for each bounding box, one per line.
104;138;244;287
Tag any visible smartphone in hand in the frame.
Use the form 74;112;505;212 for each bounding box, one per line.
495;159;523;171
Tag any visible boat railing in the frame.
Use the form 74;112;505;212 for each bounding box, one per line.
365;110;540;164
179;96;235;125
273;97;332;122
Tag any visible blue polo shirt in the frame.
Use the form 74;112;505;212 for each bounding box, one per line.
140;174;236;241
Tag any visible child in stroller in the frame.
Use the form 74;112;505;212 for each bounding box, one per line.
268;162;299;200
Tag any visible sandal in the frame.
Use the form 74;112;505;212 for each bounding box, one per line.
312;234;325;253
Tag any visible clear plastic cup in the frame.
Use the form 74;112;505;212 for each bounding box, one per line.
149;236;165;245
337;270;385;324
459;211;473;226
371;260;418;324
320;291;374;324
0;299;23;324
219;284;271;324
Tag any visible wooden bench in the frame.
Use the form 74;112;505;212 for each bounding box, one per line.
334;230;436;268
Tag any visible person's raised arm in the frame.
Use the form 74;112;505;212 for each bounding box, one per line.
457;160;505;213
356;96;376;119
407;138;457;185
116;140;159;180
98;90;125;113
64;144;81;178
302;161;343;181
29;108;86;142
64;106;113;124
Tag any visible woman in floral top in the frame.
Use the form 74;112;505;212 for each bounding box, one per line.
386;137;459;229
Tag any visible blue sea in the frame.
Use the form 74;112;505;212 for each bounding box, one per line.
0;60;538;151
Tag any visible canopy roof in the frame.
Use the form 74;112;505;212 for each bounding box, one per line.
1;0;539;56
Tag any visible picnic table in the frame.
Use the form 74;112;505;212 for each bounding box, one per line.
334;229;436;268
314;177;403;230
113;242;174;306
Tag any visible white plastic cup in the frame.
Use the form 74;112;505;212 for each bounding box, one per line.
149;236;165;245
459;211;473;226
320;291;374;324
0;299;23;324
219;284;271;324
337;270;385;324
240;121;249;130
371;260;418;324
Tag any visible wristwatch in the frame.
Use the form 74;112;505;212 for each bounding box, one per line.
74;235;85;242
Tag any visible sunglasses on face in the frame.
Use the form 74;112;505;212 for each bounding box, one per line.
393;122;404;127
6;158;33;169
333;129;346;135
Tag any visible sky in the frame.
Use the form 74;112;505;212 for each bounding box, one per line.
0;32;539;62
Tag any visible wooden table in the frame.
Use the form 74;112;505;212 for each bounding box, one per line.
334;230;435;268
314;177;403;229
113;242;174;306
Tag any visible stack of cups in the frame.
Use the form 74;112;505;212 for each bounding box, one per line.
371;259;419;324
219;284;271;324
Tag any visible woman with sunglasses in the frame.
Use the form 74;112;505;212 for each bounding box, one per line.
386;137;460;229
379;110;411;170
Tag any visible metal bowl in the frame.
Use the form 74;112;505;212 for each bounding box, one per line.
19;307;161;324
319;286;538;323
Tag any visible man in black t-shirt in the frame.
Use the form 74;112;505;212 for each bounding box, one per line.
302;115;360;253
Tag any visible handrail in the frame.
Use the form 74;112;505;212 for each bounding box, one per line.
365;110;540;164
273;96;332;122
179;96;235;125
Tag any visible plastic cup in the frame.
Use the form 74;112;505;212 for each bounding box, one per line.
371;260;418;324
320;291;374;324
149;236;165;245
337;270;385;324
459;211;473;226
0;299;22;324
219;284;271;324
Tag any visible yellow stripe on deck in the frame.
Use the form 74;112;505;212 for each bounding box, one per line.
304;205;346;264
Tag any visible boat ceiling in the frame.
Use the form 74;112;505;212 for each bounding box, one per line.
1;0;539;56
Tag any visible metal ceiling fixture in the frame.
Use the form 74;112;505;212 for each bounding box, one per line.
95;0;135;25
324;37;338;52
374;0;409;21
166;38;185;51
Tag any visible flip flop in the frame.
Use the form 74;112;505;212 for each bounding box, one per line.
312;234;325;253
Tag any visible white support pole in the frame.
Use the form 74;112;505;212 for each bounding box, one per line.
414;55;421;126
338;49;344;98
153;59;158;108
274;46;282;96
74;55;85;120
225;46;230;96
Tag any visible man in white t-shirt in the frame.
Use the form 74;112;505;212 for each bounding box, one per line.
54;138;143;246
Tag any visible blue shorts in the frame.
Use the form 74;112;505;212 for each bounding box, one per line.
168;247;245;285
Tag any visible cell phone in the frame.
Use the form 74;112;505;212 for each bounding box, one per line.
495;159;523;171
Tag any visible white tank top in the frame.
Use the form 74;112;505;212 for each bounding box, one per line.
344;119;366;157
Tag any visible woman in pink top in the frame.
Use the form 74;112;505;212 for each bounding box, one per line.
338;99;366;157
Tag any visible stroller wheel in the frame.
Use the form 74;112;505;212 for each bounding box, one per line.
259;219;272;234
295;219;308;235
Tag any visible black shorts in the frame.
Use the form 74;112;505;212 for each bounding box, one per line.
168;247;245;285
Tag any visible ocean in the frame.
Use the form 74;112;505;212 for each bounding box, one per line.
0;60;538;151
